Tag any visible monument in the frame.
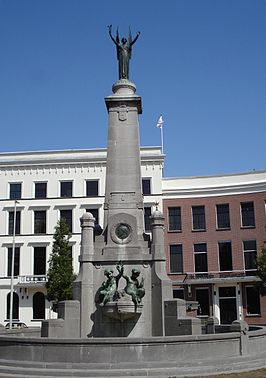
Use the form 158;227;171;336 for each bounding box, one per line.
42;26;201;338
1;27;266;378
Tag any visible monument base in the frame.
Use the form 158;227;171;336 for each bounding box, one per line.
164;299;202;336
2;324;266;377
41;300;80;338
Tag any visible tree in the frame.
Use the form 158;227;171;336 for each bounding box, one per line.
256;243;266;296
46;219;76;304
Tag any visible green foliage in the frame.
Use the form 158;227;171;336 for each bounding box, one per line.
256;245;266;296
46;219;76;303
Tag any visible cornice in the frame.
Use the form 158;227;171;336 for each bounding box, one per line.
162;171;266;198
0;147;164;169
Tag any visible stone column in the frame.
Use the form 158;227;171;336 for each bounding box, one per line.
73;212;95;337
151;208;165;259
150;208;173;335
104;79;144;237
230;320;249;355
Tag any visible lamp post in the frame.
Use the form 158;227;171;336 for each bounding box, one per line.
9;200;19;330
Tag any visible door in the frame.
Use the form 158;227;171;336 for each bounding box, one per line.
219;287;237;324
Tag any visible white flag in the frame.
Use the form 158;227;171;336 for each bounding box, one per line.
156;115;164;128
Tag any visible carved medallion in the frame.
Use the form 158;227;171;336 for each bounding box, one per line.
111;222;132;244
115;223;131;240
118;106;128;121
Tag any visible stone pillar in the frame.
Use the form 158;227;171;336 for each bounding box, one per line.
206;316;219;334
73;212;95;337
150;209;174;336
104;79;144;236
41;319;64;338
104;80;142;202
57;301;80;338
230;320;249;355
151;208;165;259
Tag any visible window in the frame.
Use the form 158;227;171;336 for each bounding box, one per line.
173;288;184;299
35;182;47;199
243;240;257;273
192;206;206;231
9;183;21;199
169;244;183;273
60;181;72;198
218;241;232;271
34;211;46;234
60;209;72;232
86;208;99;224
216;204;230;229
142;179;151;195
34;247;46;275
168;207;181;231
194;243;208;273
86;180;98;197
8;211;21;235
7;247;20;276
241;202;255;227
196;288;210;316
33;292;45;319
6;292;19;320
144;206;152;231
219;286;236;297
246;286;260;315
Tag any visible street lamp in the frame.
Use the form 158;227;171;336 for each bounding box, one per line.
9;200;19;330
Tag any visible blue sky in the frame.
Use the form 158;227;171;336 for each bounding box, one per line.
0;0;265;177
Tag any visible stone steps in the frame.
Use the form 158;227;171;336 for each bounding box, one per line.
0;352;266;378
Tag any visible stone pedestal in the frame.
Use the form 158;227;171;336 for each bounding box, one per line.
41;319;64;338
41;300;80;338
230;320;249;355
206;316;219;334
164;300;202;336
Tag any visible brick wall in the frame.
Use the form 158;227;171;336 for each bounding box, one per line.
163;191;266;324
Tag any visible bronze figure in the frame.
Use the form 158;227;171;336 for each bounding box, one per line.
108;25;140;80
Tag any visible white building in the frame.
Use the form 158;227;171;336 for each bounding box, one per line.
0;147;164;327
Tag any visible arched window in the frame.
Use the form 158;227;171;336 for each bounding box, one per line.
33;292;45;319
6;292;19;320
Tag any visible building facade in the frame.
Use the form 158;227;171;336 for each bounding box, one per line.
163;172;266;325
0;147;265;327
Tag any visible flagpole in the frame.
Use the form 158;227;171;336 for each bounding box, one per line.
161;125;165;177
160;124;164;155
156;115;165;177
156;115;164;154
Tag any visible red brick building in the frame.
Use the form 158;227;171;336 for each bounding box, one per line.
162;171;266;325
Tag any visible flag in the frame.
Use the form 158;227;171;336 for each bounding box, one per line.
156;115;164;128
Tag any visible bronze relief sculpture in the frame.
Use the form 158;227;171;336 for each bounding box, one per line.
99;262;145;309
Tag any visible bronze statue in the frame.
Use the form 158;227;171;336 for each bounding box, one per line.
122;268;145;306
99;262;145;308
108;25;140;80
99;263;123;306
